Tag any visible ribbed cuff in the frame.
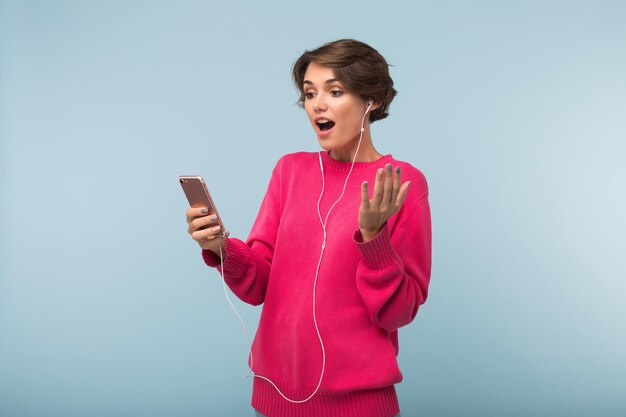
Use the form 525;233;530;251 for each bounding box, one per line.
202;248;222;267
202;238;250;278
353;223;402;270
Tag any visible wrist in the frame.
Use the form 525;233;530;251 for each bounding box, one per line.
359;227;379;242
204;237;226;259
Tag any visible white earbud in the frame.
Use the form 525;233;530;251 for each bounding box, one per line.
362;100;374;132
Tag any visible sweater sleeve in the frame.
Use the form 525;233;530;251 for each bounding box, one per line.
201;163;283;306
353;191;432;332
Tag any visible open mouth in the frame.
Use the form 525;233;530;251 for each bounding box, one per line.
316;119;336;132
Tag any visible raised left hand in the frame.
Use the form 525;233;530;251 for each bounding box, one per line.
358;164;411;242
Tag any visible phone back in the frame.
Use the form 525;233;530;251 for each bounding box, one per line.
179;176;228;236
179;176;214;210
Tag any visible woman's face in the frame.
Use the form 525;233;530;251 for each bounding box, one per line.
303;62;370;153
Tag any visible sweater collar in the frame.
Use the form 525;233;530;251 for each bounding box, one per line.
320;150;393;172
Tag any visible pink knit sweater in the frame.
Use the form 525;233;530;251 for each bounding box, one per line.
203;151;431;417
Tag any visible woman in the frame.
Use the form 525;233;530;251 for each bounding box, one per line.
186;39;431;417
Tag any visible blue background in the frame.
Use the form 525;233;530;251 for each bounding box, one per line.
1;1;625;416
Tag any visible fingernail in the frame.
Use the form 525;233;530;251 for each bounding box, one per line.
408;181;412;187
200;208;208;214
386;164;392;170
212;225;221;231
395;167;401;174
363;181;368;187
209;214;217;221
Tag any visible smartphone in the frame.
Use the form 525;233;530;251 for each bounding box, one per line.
179;175;229;237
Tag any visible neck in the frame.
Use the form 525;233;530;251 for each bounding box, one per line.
329;131;382;162
330;147;382;162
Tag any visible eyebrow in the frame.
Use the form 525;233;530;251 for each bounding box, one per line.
303;78;341;86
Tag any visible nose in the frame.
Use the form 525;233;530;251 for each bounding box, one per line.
312;93;327;112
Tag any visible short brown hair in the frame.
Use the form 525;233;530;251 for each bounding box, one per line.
292;39;397;123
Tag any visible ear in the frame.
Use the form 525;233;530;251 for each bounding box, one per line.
367;98;381;112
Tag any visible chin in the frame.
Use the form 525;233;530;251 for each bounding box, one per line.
318;142;347;154
315;136;333;150
317;141;332;151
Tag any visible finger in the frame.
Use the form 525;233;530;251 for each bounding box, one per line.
360;181;370;210
191;225;222;242
188;214;218;234
394;181;411;211
371;168;384;207
381;164;393;206
186;207;209;223
390;166;402;207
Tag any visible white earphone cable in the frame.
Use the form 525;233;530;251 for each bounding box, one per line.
215;101;373;403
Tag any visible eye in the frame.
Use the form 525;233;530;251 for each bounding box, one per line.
330;89;344;97
304;92;315;100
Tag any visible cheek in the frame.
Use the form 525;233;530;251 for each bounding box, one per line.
337;101;362;123
340;108;362;129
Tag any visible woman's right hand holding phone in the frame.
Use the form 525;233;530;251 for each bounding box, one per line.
186;207;225;256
